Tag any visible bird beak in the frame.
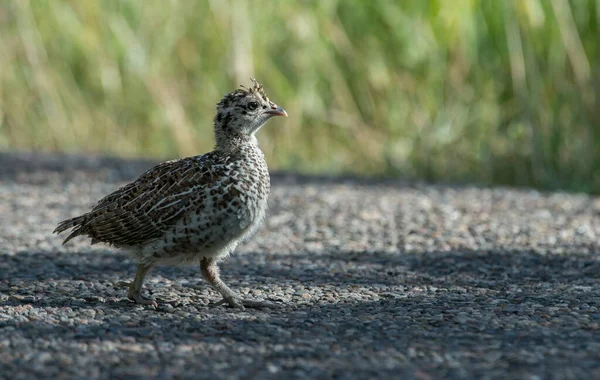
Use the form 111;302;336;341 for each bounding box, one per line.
265;106;288;117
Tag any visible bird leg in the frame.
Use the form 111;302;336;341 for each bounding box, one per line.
127;263;158;308
200;257;276;310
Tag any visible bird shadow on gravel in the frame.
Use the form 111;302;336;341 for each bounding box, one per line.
3;248;600;378
2;247;599;306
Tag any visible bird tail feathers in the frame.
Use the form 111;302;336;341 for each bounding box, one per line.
53;215;87;245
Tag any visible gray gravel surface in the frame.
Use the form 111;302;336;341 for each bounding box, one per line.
1;152;599;379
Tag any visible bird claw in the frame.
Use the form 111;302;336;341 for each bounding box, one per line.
242;299;279;309
210;297;278;310
128;294;158;309
209;298;235;309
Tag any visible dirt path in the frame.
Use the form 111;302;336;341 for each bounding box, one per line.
1;152;599;379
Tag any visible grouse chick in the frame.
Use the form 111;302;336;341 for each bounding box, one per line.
54;79;287;309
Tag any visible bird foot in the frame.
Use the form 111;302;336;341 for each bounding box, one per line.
128;293;158;308
210;296;278;310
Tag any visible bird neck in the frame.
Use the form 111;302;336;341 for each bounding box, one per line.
214;121;258;153
215;132;258;152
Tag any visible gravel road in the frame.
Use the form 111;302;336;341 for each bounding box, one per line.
1;152;599;379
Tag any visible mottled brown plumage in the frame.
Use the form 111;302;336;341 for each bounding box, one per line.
54;79;287;309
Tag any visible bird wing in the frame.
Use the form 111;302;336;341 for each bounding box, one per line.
56;152;231;247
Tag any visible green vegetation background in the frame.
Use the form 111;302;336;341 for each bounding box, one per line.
1;0;599;192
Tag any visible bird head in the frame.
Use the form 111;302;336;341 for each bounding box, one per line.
214;78;287;150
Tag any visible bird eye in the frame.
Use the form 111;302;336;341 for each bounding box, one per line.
248;101;259;110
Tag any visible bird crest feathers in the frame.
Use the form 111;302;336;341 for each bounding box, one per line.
239;78;265;96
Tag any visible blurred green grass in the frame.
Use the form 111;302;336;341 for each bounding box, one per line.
1;0;599;192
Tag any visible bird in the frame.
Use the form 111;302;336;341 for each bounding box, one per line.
54;78;287;309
